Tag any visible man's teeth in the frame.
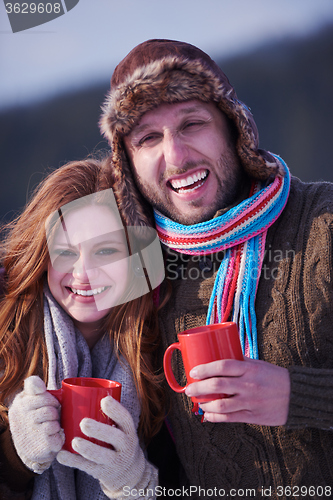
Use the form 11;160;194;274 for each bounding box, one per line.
70;286;108;296
170;170;208;190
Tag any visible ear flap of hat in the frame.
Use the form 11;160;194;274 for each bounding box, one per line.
110;139;155;228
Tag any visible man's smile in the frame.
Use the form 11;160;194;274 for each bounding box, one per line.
168;169;209;193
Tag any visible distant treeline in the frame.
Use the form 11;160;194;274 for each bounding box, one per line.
1;24;333;222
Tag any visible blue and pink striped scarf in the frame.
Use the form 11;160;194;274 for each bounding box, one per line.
154;156;290;360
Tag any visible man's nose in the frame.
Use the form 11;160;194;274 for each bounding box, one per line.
163;131;188;168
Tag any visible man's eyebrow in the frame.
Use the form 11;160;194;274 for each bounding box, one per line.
129;106;210;137
128;123;152;136
177;106;208;116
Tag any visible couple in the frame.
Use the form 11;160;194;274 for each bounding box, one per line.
1;39;333;499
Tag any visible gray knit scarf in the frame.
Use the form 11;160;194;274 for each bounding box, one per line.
31;285;141;500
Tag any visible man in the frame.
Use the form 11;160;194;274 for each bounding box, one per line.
99;39;333;497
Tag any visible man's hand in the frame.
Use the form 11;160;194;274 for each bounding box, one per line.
185;357;290;426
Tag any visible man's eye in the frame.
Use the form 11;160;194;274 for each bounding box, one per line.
138;134;160;146
183;121;203;130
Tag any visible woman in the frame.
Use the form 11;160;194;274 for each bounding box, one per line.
0;157;165;499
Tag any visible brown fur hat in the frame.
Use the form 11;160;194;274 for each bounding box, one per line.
99;39;284;226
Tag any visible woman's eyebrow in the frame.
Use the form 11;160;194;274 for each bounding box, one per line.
51;242;75;248
92;238;126;246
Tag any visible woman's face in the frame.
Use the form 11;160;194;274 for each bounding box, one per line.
47;204;129;341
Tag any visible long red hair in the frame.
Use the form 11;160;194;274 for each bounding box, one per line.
0;157;165;442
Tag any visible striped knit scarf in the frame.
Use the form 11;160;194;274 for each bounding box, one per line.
154;157;290;360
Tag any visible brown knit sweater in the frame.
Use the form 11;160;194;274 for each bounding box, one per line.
158;177;333;499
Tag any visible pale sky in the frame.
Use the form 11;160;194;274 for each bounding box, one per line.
1;0;333;109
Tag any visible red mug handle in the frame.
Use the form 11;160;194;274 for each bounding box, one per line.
48;388;63;404
163;342;186;393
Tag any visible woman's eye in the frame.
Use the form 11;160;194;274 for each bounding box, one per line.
96;248;118;256
55;249;77;258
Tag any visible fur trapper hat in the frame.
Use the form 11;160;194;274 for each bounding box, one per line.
99;39;284;226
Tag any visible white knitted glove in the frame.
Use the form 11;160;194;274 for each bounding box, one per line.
8;375;65;474
57;396;158;499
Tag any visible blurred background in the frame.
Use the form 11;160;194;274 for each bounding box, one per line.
1;0;333;222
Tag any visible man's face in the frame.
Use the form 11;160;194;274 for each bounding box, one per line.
124;100;243;225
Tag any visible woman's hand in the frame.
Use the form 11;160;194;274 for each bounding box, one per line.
57;396;158;499
8;376;64;473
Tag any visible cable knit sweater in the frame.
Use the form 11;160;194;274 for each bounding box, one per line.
158;177;333;499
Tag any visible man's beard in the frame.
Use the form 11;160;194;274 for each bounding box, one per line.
132;150;244;226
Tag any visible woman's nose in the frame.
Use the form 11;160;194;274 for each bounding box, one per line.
72;256;90;280
71;252;100;280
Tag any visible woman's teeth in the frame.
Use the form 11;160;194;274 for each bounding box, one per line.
170;169;208;192
69;286;108;296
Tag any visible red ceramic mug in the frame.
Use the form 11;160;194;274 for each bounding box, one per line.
163;322;243;403
48;377;122;453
